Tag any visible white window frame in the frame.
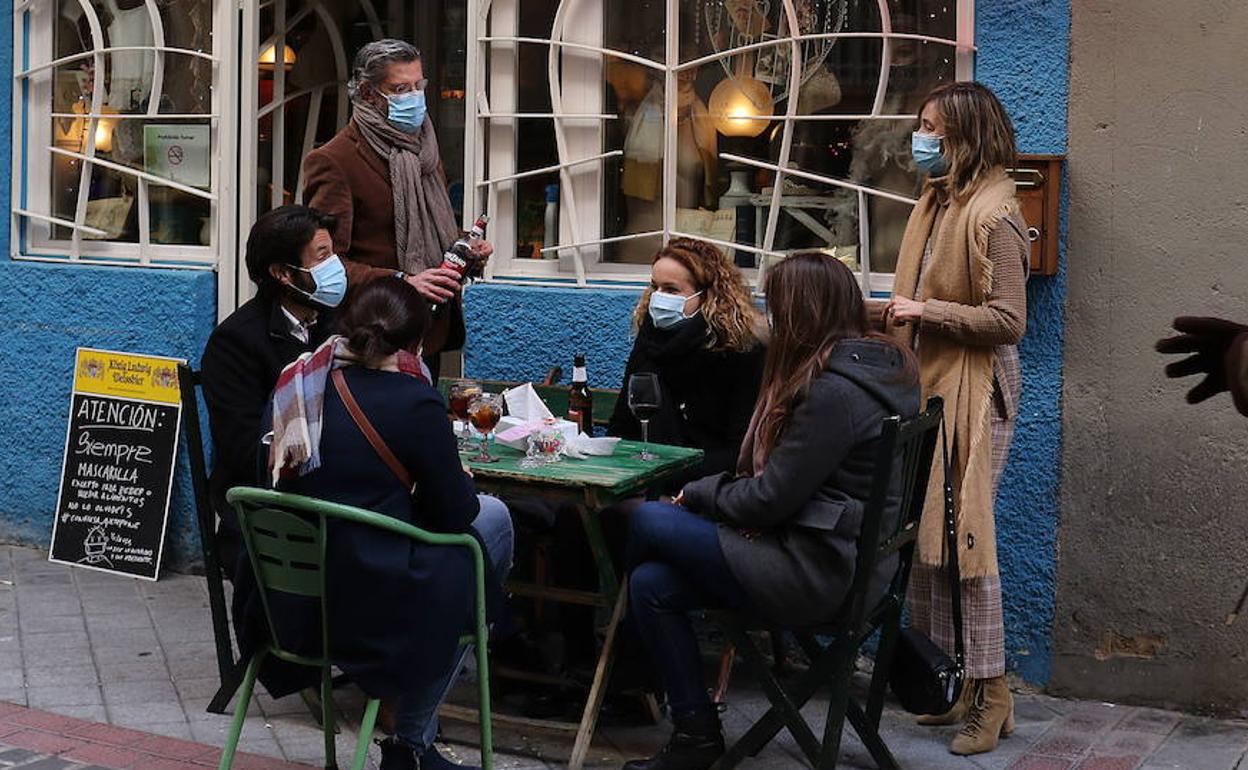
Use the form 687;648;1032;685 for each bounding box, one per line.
465;0;975;291
10;0;236;278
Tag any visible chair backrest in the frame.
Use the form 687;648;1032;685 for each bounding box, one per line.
840;396;944;637
176;364;236;679
176;365;217;566
227;486;487;669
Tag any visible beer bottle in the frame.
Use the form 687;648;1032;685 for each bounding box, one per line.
432;214;489;313
568;354;593;435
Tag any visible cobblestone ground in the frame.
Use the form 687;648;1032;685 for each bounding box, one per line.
3;545;1247;769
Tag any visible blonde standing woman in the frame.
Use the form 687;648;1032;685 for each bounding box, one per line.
885;81;1028;756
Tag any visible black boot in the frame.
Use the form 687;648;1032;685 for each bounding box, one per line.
378;736;419;770
622;709;725;770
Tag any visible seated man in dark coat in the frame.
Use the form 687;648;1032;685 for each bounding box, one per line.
201;205;347;572
243;278;512;770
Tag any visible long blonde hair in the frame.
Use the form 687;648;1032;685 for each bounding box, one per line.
920;82;1016;198
631;238;762;352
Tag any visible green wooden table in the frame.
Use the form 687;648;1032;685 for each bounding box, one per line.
456;438;703;770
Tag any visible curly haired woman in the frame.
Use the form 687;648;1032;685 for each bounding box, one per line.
556;238;767;673
608;237;766;484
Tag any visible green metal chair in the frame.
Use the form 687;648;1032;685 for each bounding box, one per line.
222;486;495;770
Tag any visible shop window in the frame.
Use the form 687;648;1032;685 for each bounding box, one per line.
466;0;973;291
12;0;227;268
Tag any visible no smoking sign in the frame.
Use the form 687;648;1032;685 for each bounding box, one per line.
144;124;209;188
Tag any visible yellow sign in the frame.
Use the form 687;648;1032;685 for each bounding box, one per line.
73;348;185;405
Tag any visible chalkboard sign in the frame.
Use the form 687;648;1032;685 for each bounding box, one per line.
50;348;185;580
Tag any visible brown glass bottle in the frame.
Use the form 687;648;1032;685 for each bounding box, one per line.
568;354;593;435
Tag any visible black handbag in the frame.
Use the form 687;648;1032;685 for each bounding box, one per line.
889;417;966;715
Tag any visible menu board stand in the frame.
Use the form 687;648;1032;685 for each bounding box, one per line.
50;348;186;581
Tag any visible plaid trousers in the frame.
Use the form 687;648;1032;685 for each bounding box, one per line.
907;358;1019;680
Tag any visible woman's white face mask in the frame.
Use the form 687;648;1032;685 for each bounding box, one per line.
648;290;702;329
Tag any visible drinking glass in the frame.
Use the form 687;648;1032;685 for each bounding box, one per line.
467;393;504;463
627;372;662;462
449;381;483;447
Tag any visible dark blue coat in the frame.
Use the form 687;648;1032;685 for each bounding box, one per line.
234;367;495;699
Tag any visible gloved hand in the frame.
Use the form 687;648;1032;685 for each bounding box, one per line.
1156;316;1248;416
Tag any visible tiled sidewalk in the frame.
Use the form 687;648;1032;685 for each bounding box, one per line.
4;543;1248;769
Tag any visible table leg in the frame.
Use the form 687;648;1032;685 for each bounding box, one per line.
568;580;629;770
577;504;618;599
566;501;625;769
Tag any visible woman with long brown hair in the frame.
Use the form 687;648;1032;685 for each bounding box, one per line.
885;81;1029;756
608;237;765;483
620;253;919;770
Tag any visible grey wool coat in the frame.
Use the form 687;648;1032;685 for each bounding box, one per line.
682;338;920;626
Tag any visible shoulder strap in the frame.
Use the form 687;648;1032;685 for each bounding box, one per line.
940;416;966;667
331;369;414;491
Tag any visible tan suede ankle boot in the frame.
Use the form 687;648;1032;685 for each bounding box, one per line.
916;679;974;726
949;677;1014;755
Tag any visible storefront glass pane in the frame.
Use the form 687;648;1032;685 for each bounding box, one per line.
50;0;215;247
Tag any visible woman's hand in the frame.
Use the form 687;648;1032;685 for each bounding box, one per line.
672;490;685;507
886;296;926;326
461;462;474;478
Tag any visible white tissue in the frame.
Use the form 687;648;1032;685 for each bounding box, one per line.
495;383;577;450
503;383;554;421
494;382;620;457
565;435;621;459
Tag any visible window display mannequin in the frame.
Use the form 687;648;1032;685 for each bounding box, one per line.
614;65;719;263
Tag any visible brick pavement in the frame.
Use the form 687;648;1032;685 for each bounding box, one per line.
0;699;313;769
4;544;1248;769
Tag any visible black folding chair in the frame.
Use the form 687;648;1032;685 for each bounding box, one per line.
714;396;945;769
176;364;243;715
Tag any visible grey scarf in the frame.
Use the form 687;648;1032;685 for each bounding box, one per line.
352;99;460;273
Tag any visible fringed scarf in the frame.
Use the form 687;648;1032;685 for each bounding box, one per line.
352;100;460;274
888;169;1019;578
268;336;429;485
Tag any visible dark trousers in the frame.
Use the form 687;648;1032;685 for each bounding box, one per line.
626;502;748;717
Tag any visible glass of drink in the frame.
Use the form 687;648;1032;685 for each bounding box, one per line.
627;372;662;462
449;381;483;447
467;393;504;463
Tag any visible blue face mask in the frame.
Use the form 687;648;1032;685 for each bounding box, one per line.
911;131;948;175
291;254;347;308
648;290;701;329
386;91;427;133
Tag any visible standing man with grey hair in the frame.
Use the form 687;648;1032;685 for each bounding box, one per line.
303;39;491;381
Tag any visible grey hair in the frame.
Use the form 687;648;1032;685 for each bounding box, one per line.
347;39;422;101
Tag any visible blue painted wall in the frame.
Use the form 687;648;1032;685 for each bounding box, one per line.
977;0;1070;686
0;263;217;572
464;285;642;387
465;1;1072;686
0;0;218;571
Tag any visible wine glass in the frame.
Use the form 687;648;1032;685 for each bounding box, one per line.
627;372;662;462
449;381;483;447
467;393;504;463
